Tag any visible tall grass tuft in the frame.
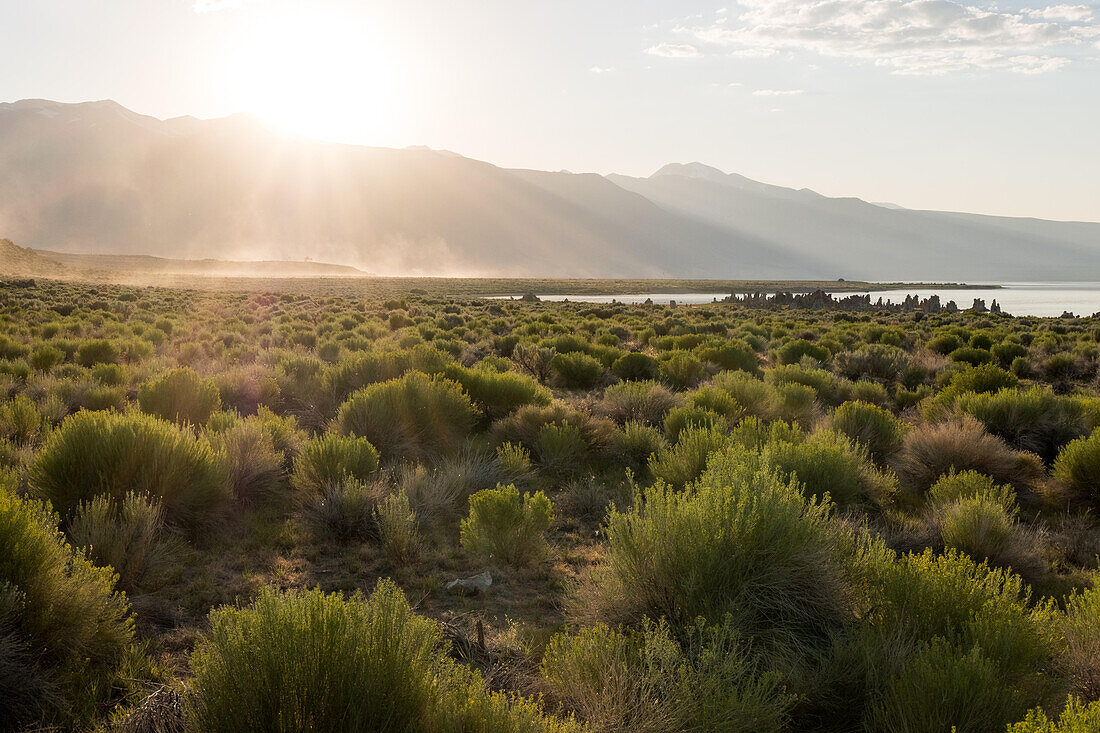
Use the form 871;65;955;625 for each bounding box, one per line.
68;491;167;593
373;491;420;565
31;410;228;526
210;418;284;501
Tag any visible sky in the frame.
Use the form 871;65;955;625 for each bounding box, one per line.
2;0;1099;222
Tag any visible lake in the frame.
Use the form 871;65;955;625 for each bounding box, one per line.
490;283;1100;318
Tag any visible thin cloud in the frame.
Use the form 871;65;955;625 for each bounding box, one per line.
193;0;261;12
753;88;804;96
645;43;701;58
589;66;616;74
680;0;1100;75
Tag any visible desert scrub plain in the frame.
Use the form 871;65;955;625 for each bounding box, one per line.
1;277;1100;733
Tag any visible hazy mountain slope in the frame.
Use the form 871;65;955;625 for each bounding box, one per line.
608;164;1100;281
0;100;802;278
1;100;1097;280
0;238;67;277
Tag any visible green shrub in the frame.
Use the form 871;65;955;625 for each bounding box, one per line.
396;449;504;522
78;383;128;412
187;582;577;733
0;491;143;730
710;370;776;420
835;344;908;382
535;422;589;474
698;341;759;375
949;346;994;366
303;478;380;542
1053;429;1100;507
586;451;849;660
336;371;476;460
75;339;119;367
1009;697;1100;733
460;483;554;566
648;425;729;488
663;404;724;440
992;343;1029;368
866;639;1022;733
778;338;830;365
955;386;1092;462
446;365;550;421
599;380;680;425
865;549;1060;718
291;433;380;499
30;344;64;372
1062;583;1100;700
551;352;604;389
659;351;706;390
492;402;616;455
541;618;792;733
828;400;906;462
31;410;228;526
612;421;667;473
611;352;659;381
68;492;167;592
0;394;48;447
138;367;222;425
766;364;846;406
762;430;890;505
496;441;533;479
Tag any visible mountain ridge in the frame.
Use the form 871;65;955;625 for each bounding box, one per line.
1;99;1097;280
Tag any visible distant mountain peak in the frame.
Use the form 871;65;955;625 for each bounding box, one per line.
652;162;730;182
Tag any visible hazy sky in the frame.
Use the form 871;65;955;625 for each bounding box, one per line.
2;0;1099;221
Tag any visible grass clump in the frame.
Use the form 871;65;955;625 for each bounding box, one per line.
373;491;420;565
291;433;379;499
68;491;168;593
186;581;575;733
0;491;144;730
336;371;476;460
541;618;792;733
31;410;227;526
137;367;222;425
210;418;285;501
460;483;554;566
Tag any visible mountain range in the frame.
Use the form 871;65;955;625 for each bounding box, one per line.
1;98;1097;280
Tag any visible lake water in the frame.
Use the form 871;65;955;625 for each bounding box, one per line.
490;283;1100;318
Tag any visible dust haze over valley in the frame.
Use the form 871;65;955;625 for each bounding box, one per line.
3;98;1099;282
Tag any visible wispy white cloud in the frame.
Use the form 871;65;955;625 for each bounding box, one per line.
677;0;1100;75
645;42;701;58
753;88;804;95
589;66;616;74
193;0;260;12
1023;5;1093;21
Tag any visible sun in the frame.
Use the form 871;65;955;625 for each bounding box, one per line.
224;8;398;144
